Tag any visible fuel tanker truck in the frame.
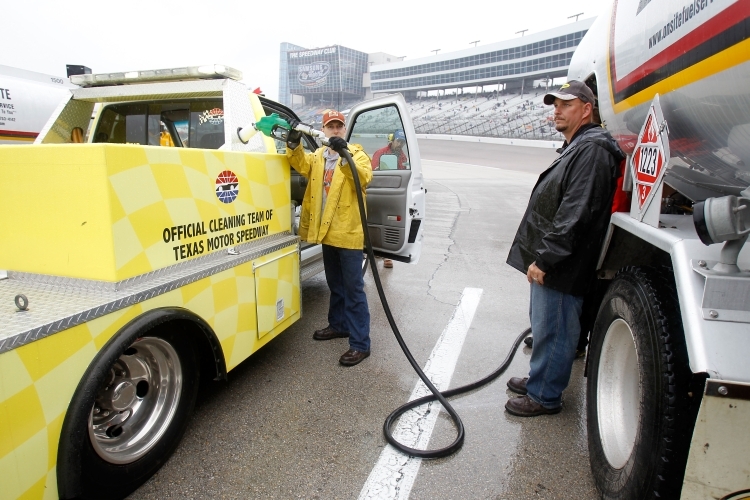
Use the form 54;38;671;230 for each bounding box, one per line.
0;65;424;499
0;65;74;144
568;0;750;498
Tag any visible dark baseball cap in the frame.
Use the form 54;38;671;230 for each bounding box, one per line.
543;80;595;105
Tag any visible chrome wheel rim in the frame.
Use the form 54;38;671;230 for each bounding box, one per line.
597;318;641;469
89;337;182;464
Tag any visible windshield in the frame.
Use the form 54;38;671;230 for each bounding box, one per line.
94;100;225;149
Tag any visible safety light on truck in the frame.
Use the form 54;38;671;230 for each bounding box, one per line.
70;64;243;87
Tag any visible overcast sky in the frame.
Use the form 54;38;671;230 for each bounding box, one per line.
6;0;608;100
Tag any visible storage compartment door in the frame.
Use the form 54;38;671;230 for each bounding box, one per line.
253;246;300;339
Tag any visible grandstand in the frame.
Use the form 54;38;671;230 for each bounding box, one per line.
283;18;594;142
290;89;563;141
407;89;563;140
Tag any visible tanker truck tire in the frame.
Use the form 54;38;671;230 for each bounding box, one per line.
587;266;692;500
58;321;199;500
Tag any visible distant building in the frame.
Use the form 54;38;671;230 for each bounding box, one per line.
280;44;369;110
368;18;595;98
278;42;306;107
278;18;594;108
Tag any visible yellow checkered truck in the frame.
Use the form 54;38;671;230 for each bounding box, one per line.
0;65;425;500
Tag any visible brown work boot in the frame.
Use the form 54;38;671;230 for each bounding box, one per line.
313;326;349;341
506;377;528;395
505;395;561;417
339;349;370;366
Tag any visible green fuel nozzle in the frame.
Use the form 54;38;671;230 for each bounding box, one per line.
237;114;328;145
237;113;291;143
256;114;292;141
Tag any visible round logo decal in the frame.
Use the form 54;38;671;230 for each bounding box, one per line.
298;62;331;89
215;170;239;204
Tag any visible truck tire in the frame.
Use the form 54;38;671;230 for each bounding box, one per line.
587;266;692;500
58;317;199;500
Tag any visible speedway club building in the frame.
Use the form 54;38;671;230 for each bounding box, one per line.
279;44;370;110
279;17;594;106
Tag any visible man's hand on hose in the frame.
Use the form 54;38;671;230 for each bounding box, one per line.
285;116;302;149
286;129;302;149
328;136;348;155
286;116;300;130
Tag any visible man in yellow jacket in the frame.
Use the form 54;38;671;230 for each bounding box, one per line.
286;110;374;366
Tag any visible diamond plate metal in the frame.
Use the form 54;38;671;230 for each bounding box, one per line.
0;233;298;354
692;260;750;323
71;79;225;103
35;96;95;145
300;255;325;282
223;79;265;153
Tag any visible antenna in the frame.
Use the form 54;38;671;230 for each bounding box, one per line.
431;49;441;55
515;29;528;37
470;40;480;47
568;12;584;22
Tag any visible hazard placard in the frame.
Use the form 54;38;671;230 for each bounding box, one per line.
630;94;670;227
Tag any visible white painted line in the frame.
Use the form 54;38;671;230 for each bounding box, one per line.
358;287;483;500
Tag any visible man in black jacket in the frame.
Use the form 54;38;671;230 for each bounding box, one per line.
505;81;625;417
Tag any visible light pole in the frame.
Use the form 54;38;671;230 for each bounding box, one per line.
515;29;528;37
568;12;584;22
431;49;441;56
470;40;480;47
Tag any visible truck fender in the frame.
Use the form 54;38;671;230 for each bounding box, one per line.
57;307;225;498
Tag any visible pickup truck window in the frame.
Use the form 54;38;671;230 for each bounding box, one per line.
349;105;411;170
94;100;225;149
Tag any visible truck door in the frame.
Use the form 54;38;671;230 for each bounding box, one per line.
346;94;425;264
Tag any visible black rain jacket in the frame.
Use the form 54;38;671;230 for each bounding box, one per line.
506;124;626;296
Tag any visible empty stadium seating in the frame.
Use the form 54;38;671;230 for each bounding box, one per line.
289;87;565;142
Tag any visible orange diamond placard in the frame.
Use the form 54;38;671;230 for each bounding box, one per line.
630;95;669;222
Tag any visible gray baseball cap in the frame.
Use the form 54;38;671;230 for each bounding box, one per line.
543;80;596;105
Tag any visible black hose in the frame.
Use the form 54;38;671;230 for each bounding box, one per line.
339;148;530;459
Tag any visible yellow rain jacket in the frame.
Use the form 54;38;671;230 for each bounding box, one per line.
287;143;372;250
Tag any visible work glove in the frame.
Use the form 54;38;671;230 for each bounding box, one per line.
328;136;348;155
286;129;302;150
286;116;300;130
286;116;302;149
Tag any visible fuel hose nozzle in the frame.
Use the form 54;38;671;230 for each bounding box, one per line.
237;114;328;145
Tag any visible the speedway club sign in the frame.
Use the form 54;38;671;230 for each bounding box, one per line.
630;94;670;227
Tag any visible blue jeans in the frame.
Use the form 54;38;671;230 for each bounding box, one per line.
322;244;371;352
526;283;583;409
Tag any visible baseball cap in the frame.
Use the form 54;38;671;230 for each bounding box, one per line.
543;80;596;105
392;130;406;142
322;109;345;126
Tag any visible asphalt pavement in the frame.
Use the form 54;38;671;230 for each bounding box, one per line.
129;140;598;500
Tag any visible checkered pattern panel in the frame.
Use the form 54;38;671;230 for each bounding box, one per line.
0;246;299;499
109;147;291;281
